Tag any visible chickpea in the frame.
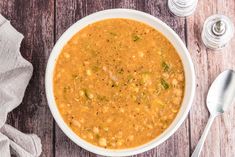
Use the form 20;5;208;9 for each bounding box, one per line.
71;119;81;128
93;127;99;134
98;138;107;147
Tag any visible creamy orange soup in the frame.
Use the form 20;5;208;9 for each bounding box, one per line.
53;19;185;149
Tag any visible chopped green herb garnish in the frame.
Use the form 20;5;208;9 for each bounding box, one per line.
161;79;169;89
133;35;140;42
162;61;170;72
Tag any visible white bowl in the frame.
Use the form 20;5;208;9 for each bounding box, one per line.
45;9;196;156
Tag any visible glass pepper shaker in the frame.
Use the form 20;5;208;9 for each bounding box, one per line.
168;0;198;17
201;14;234;50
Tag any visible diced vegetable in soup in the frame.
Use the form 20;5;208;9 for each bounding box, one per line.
53;19;185;149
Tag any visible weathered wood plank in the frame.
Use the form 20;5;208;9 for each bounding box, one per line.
213;2;235;156
187;0;235;157
0;0;55;157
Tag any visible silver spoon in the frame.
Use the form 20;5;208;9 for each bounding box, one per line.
191;69;235;157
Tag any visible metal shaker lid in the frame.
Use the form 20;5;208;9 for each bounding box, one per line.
168;0;198;17
202;14;234;50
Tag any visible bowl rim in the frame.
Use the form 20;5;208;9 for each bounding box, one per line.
45;8;196;156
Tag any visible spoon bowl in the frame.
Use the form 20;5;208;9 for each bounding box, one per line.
192;69;235;157
207;70;235;115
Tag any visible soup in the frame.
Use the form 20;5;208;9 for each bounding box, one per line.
53;19;185;149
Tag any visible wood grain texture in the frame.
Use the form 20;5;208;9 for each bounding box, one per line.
187;0;235;157
0;0;55;157
0;0;235;156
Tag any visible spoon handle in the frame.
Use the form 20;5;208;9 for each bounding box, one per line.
191;115;216;157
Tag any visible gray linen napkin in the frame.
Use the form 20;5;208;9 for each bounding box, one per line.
0;14;42;157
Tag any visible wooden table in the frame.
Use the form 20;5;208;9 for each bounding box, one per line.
1;0;235;157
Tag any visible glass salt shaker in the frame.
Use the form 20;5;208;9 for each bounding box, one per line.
168;0;198;17
201;14;234;50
